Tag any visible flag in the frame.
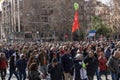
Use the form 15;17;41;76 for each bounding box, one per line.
87;30;96;37
72;11;80;33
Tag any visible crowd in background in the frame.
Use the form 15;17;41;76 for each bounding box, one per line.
0;39;120;80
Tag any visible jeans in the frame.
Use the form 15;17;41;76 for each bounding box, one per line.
96;68;101;80
110;71;118;80
0;69;6;80
8;69;19;80
99;70;108;80
19;71;26;80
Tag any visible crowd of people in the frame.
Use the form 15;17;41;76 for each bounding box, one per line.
0;39;120;80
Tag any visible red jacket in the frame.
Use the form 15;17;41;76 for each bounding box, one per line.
98;56;107;71
0;58;8;69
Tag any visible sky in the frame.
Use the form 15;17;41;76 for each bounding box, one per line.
0;0;111;11
0;0;3;11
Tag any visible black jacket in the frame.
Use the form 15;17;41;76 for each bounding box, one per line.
73;60;82;80
84;56;98;76
29;70;41;80
107;56;119;73
61;54;73;73
48;63;63;80
9;59;16;71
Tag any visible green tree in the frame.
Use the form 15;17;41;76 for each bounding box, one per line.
92;16;112;37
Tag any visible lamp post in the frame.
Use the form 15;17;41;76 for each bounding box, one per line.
36;31;39;41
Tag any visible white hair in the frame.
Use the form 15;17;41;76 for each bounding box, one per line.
75;54;83;59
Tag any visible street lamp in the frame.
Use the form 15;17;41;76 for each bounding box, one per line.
36;31;39;40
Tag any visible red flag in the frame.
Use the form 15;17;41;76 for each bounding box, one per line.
72;11;80;33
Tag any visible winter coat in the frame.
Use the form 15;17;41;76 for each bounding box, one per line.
84;56;99;76
48;63;63;80
0;57;8;69
106;56;119;73
98;56;107;71
61;53;73;73
8;49;15;59
16;59;27;72
9;58;16;71
73;60;87;80
29;70;41;80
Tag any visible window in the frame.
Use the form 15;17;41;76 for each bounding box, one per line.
25;33;32;38
41;16;48;22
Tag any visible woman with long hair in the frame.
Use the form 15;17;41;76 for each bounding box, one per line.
28;63;42;80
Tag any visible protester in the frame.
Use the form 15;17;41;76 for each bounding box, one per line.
47;58;63;80
0;40;120;80
38;49;48;77
8;55;19;80
16;54;27;80
27;55;38;78
61;47;73;80
106;51;120;80
73;54;88;80
0;53;8;80
84;50;99;80
95;47;101;80
28;63;42;80
98;51;109;80
104;46;111;60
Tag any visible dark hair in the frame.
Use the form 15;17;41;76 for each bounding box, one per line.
52;58;58;63
29;63;38;71
10;55;15;61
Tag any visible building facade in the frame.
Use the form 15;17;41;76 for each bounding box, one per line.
0;11;3;40
2;0;12;41
2;0;112;41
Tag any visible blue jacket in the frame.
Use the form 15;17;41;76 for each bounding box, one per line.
16;59;27;72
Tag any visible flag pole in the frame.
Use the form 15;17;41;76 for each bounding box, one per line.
71;2;79;41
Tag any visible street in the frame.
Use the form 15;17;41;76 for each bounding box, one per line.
5;70;112;80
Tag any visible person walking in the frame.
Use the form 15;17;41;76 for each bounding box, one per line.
38;49;48;77
16;54;27;80
61;47;73;80
106;51;120;80
47;58;63;80
0;53;8;80
8;55;19;80
28;63;42;80
98;52;109;80
84;50;99;80
73;54;88;80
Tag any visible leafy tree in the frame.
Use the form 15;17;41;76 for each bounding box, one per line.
92;16;112;37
